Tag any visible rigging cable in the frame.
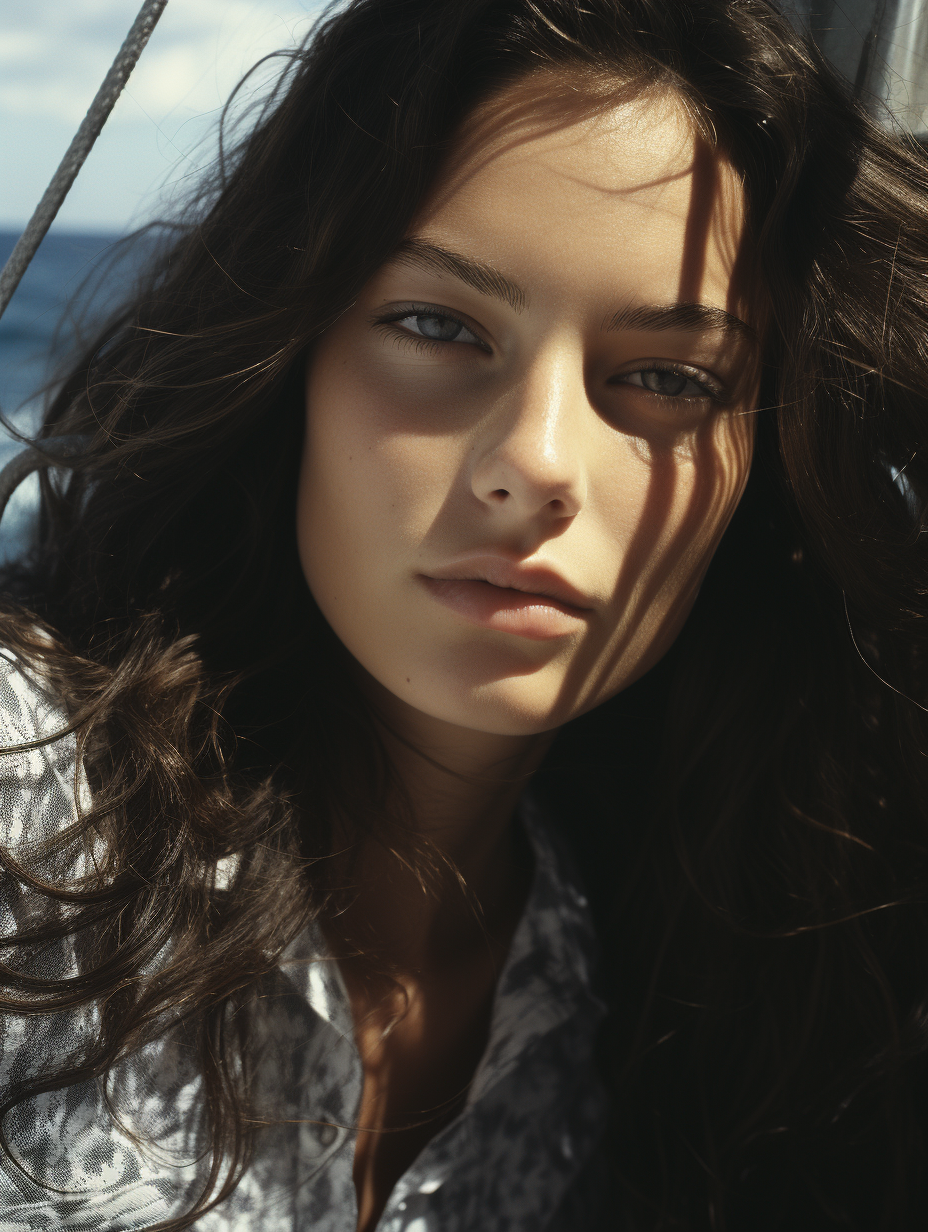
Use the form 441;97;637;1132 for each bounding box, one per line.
0;0;169;324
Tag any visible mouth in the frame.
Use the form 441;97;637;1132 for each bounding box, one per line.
418;557;592;641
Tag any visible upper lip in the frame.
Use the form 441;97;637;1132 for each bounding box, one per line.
421;555;594;611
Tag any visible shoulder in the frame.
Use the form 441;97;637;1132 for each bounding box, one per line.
0;648;83;852
0;646;71;742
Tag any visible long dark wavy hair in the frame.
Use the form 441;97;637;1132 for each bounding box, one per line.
1;0;927;1227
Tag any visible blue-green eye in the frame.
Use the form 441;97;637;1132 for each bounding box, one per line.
611;366;719;399
397;311;483;346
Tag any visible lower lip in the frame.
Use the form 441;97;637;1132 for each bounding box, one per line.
419;576;588;640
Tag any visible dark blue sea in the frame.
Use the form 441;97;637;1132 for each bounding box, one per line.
0;229;148;561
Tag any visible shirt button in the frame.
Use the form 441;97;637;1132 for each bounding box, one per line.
317;1123;337;1146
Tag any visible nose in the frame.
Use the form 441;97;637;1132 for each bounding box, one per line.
469;348;587;521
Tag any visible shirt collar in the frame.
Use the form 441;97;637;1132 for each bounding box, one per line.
466;793;605;1105
277;793;604;1102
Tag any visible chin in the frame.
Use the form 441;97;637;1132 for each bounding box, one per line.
395;670;591;737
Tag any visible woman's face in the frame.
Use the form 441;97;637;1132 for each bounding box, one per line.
297;80;759;737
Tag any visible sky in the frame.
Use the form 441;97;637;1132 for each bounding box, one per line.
0;0;329;233
1;0;925;236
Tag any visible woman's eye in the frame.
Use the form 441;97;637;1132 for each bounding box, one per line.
612;367;715;399
397;312;482;346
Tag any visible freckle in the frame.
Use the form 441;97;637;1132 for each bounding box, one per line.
406;678;410;684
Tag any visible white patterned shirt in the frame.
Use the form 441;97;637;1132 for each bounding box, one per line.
0;651;608;1230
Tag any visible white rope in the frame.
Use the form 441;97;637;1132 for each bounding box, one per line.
0;0;170;323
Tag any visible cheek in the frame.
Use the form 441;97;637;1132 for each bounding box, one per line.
595;409;753;596
573;412;754;712
295;351;461;620
648;414;754;581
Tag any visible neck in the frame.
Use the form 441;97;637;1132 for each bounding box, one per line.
329;671;553;974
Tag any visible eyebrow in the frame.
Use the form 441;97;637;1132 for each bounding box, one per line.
606;301;756;344
392;238;756;345
393;238;527;313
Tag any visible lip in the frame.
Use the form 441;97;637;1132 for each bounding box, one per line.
418;555;593;641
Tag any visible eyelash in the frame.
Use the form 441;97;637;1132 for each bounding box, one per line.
608;364;728;404
372;306;728;402
372;305;491;354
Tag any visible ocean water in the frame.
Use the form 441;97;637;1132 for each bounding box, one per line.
0;230;146;561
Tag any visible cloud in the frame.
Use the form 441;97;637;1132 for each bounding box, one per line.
0;0;322;124
0;0;328;228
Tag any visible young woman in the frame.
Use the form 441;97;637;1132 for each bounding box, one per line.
0;0;926;1228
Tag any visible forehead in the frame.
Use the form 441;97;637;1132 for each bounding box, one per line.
417;78;749;320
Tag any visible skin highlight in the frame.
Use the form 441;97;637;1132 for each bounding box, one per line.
296;78;761;1230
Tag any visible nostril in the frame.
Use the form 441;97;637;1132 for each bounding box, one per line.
490;488;509;501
